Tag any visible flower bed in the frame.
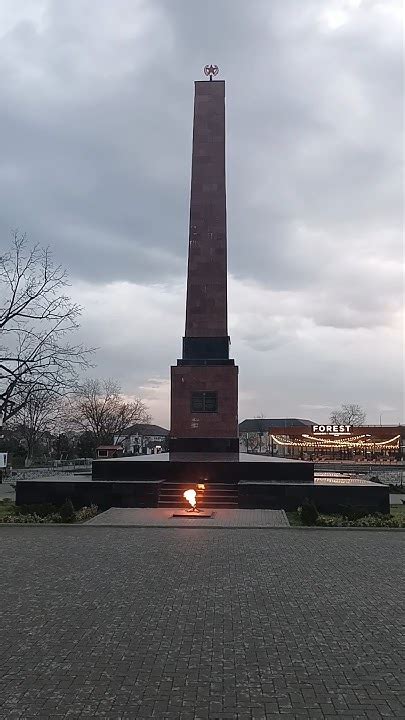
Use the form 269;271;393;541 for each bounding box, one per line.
0;499;98;524
289;501;405;528
316;513;405;528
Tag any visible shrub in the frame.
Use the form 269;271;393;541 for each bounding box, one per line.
47;513;63;523
1;513;48;523
316;514;405;528
60;499;75;522
75;505;98;522
16;503;58;518
335;507;372;521
0;511;63;523
0;501;98;524
298;499;319;526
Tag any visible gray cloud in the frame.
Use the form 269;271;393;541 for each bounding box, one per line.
0;0;402;423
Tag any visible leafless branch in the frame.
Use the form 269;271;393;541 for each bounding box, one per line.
0;231;93;420
65;378;151;445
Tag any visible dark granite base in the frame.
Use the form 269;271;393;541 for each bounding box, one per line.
92;452;314;484
15;477;389;515
15;480;163;511
15;454;388;515
182;336;231;361
238;481;390;515
169;438;240;453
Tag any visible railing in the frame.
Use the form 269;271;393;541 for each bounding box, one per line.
314;462;405;472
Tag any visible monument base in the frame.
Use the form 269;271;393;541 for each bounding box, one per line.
15;475;389;515
14;452;390;516
169;438;240;453
91;452;314;484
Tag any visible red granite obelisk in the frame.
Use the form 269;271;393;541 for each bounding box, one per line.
170;69;239;453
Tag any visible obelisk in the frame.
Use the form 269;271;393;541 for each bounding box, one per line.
170;66;239;453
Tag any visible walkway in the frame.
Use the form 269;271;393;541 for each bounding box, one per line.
0;527;404;718
85;508;289;527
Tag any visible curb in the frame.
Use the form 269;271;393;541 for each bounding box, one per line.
0;523;404;531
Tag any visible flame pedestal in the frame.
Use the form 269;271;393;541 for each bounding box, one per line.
171;510;214;518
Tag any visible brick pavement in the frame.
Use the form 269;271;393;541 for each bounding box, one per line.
85;508;290;527
0;528;404;719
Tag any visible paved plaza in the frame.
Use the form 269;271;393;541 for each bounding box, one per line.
85;508;290;528
0;528;404;719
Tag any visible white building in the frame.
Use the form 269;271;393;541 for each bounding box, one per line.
114;424;169;455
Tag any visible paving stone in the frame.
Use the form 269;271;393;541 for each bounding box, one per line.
0;527;404;719
85;507;290;527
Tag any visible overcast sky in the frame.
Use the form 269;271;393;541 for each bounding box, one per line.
1;0;403;427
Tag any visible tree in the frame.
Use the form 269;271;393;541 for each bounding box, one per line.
254;414;267;454
244;415;272;454
0;232;91;423
330;404;366;426
52;432;75;462
9;387;64;465
76;430;98;459
244;432;260;453
66;378;151;447
0;427;28;468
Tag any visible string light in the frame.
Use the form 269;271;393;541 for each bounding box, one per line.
270;434;400;449
302;433;367;445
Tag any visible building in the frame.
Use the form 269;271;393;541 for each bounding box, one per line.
239;418;405;462
114;424;169;455
96;446;124;459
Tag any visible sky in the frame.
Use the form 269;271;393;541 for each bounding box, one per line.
0;0;403;427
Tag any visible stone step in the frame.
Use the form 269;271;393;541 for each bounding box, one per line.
158;501;238;508
160;490;238;500
161;483;236;490
159;496;237;502
158;481;238;509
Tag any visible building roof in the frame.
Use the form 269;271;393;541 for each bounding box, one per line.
96;445;124;451
119;423;169;437
239;418;314;432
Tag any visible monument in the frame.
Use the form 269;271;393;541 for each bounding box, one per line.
170;65;238;454
88;65;315;493
15;67;389;515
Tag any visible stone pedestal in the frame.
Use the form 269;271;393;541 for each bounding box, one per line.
170;364;238;452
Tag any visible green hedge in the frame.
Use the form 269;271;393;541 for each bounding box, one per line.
0;501;98;524
316;513;405;528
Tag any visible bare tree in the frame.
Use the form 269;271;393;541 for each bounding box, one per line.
0;232;92;422
243;415;272;455
67;378;151;446
254;413;267;454
330;404;366;426
244;432;259;453
10;386;64;466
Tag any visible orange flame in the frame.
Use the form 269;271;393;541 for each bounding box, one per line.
183;489;197;509
197;483;205;490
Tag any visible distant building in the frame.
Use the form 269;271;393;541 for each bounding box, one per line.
114;424;169;455
96;445;124;459
239;418;404;461
239;418;313;434
239;418;314;455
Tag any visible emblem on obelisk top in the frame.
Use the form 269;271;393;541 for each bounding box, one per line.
204;64;219;81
